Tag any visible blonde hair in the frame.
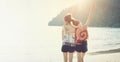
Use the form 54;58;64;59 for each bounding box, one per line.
64;13;82;27
71;18;82;28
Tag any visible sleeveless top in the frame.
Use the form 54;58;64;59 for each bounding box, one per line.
62;25;75;46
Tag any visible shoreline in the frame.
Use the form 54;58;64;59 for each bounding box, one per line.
84;52;120;62
87;48;120;55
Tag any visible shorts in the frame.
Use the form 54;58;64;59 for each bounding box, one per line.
61;45;75;53
62;34;75;53
75;40;88;53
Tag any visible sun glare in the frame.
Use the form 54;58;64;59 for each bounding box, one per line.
66;0;92;15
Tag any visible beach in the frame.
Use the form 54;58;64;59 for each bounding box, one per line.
45;26;120;62
85;53;120;62
46;47;120;62
0;27;120;62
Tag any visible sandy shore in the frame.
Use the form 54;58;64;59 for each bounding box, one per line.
84;53;120;62
55;52;120;62
46;47;120;62
88;48;120;55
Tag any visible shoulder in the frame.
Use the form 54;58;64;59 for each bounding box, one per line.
62;24;68;30
76;27;82;32
83;25;88;29
71;21;80;27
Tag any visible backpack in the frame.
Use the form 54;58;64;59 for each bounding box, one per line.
75;27;88;43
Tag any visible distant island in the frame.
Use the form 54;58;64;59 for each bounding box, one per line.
48;0;120;27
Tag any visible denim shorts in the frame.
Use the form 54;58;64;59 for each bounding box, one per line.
62;34;75;53
75;40;88;53
61;45;75;53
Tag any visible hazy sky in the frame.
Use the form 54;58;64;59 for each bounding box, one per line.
0;0;81;26
0;0;82;42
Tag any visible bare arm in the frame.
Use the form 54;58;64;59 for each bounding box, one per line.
70;21;79;28
85;2;95;26
62;26;65;40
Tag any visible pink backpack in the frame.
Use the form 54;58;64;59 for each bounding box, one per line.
75;28;88;43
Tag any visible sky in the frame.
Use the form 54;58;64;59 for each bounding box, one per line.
0;0;89;27
0;0;95;44
0;0;87;45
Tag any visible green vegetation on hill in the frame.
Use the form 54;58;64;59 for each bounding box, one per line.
48;0;120;27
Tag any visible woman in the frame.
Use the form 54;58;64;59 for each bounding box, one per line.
61;14;76;62
71;2;95;62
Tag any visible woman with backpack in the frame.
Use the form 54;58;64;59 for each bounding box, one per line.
71;2;95;62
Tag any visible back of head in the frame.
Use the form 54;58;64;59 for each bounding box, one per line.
72;20;80;26
64;13;72;23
